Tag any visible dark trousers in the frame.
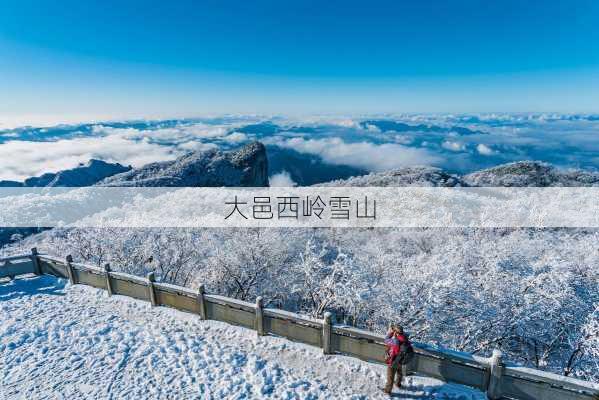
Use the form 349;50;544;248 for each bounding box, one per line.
384;365;402;393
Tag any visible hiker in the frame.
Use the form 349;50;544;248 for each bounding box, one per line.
383;323;414;394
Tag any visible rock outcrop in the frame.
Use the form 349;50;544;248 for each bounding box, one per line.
98;141;269;187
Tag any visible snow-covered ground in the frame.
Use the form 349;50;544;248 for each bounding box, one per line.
1;275;485;399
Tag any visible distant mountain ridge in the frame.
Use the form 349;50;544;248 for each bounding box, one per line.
462;162;599;187
316;166;465;187
2;147;597;189
317;161;599;187
359;120;487;136
0;159;131;187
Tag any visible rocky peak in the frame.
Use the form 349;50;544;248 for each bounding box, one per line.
97;141;269;187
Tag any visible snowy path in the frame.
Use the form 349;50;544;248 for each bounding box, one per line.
1;276;485;399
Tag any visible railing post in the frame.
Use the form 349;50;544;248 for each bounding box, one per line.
322;312;332;355
255;296;265;336
146;272;157;307
65;255;76;285
104;263;113;296
30;247;41;275
487;349;504;400
197;284;207;320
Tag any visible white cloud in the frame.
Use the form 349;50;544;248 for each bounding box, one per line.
442;141;466;152
298;117;360;128
476;143;494;156
363;124;381;132
0;122;240;181
329;118;362;128
0;136;178;181
223;132;248;143
176;141;218;152
269;137;442;171
269;170;297;187
92;123;229;143
184;124;230;138
392;135;413;145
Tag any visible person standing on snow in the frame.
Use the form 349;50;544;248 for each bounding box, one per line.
383;324;414;394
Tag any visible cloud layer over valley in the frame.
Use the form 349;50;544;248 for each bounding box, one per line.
0;114;597;183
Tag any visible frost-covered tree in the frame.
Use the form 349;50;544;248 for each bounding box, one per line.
192;228;296;301
289;240;372;322
568;305;599;381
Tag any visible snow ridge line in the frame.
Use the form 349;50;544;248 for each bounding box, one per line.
2;250;599;400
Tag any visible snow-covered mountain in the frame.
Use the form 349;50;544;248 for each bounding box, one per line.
463;161;599;187
98;141;269;187
316;166;466;187
0;159;131;187
317;161;599;187
2;140;598;190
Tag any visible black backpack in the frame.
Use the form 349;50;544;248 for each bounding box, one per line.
392;342;414;368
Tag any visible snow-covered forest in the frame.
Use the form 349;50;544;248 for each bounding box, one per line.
6;226;598;383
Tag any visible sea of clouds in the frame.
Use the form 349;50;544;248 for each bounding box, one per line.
0;114;598;182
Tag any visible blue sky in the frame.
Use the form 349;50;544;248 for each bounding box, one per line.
1;0;599;123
